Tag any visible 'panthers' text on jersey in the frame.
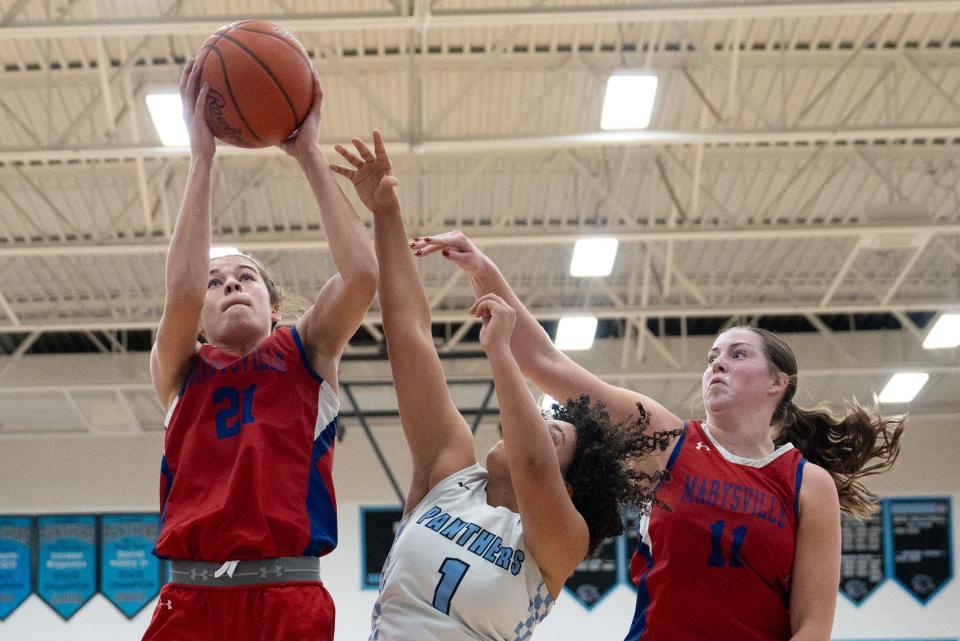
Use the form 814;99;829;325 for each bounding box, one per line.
372;465;554;641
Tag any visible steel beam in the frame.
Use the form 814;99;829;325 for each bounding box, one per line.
1;299;959;335
3;126;959;165
0;221;956;258
0;2;956;40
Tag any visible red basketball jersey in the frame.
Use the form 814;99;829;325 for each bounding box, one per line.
626;420;806;641
154;326;339;562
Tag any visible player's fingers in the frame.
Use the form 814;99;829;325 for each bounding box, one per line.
412;243;445;257
329;164;356;179
353;137;376;162
441;249;474;268
193;83;210;122
372;130;389;163
311;76;324;111
179;58;194;95
335;145;364;168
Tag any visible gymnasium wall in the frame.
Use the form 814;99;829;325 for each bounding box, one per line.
1;409;957;641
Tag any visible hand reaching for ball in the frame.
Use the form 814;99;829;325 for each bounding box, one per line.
278;75;324;162
330;130;400;215
179;57;215;159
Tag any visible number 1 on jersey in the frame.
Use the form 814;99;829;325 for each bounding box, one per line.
432;558;470;615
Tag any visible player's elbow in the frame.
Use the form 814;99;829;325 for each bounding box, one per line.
345;263;379;301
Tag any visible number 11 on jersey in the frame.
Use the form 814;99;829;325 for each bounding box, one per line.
432;558;470;615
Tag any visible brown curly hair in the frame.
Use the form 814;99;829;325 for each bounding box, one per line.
549;395;683;554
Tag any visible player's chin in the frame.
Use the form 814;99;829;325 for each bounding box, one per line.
216;315;269;341
702;392;733;415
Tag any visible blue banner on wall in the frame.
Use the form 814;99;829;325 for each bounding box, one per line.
100;514;161;618
839;511;886;605
565;533;619;609
360;507;404;589
0;516;32;621
885;497;952;604
37;515;97;620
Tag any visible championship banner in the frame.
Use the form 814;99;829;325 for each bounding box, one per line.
885;497;953;604
360;507;404;589
37;515;97;620
100;514;161;618
0;516;32;621
839;510;886;605
564;534;619;609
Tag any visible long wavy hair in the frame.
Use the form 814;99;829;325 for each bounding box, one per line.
736;326;905;519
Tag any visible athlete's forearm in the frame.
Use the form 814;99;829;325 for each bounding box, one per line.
486;345;559;476
299;147;378;285
471;265;563;391
165;154;213;306
374;206;432;342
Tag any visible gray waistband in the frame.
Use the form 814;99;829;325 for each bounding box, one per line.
169;557;321;587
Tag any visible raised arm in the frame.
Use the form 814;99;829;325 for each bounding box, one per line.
412;232;681;433
150;59;212;408
331;133;475;513
285;78;378;387
474;294;588;596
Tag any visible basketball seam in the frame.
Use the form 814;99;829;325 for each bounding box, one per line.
215;31;302;132
232;25;311;65
229;26;312;130
204;43;266;147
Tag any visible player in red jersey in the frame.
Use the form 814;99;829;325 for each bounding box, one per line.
410;231;905;641
140;59;377;641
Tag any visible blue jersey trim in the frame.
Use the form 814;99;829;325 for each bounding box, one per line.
177;354;198;396
793;458;806;520
624;539;655;641
303;416;339;557
663;423;688;476
289;325;325;385
622;424;686;638
153;455;174;558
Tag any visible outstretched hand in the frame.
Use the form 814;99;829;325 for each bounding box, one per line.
472;293;517;353
410;230;491;276
179;57;215;159
278;75;324;161
329;130;400;215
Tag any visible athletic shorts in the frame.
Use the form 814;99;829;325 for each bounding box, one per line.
141;581;334;641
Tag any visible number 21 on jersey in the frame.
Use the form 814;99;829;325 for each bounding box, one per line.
213;385;256;439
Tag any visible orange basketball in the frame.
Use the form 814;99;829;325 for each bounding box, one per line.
195;20;315;148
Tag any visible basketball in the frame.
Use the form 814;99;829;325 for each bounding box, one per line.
194;20;315;148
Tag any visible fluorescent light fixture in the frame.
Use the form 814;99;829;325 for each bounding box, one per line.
922;313;960;349
539;394;558;413
146;93;189;146
600;72;658;130
878;372;929;403
210;246;242;259
555;316;598;351
570;238;619;277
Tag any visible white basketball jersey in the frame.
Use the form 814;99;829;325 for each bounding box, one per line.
370;464;554;641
